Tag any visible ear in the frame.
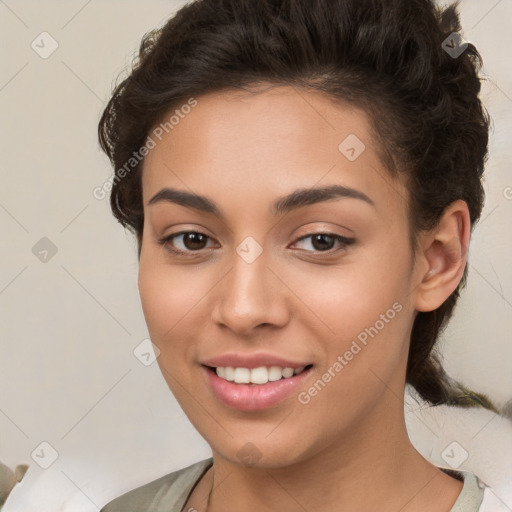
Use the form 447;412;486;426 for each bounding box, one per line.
413;199;471;312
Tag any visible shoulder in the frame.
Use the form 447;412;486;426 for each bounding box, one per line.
439;467;499;512
100;458;213;512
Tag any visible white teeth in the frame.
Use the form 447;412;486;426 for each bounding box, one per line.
268;366;282;382
281;367;294;378
215;365;308;384
224;367;235;381
233;367;251;383
250;366;269;384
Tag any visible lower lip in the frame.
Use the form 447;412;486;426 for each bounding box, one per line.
203;366;312;411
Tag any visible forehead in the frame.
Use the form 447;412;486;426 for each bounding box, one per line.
141;85;408;217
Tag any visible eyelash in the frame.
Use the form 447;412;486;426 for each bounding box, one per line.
157;230;355;257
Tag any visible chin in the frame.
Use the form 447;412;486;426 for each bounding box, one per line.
204;427;318;470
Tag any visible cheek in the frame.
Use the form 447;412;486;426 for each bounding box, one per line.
137;257;227;436
295;271;409;389
288;241;410;341
286;238;412;398
137;259;205;402
138;255;209;341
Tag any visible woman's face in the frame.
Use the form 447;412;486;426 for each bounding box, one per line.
138;85;425;468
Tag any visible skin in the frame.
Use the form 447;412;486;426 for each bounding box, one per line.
138;84;469;511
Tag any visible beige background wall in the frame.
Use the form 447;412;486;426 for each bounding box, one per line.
1;1;511;510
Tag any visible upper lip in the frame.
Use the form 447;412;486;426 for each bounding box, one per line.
201;352;312;370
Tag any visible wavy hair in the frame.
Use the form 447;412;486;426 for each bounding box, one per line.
98;0;496;411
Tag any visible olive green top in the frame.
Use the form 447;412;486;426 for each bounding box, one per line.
100;458;485;512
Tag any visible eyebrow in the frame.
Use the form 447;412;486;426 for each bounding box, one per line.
148;184;375;218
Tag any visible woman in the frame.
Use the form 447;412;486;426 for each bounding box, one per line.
97;0;498;510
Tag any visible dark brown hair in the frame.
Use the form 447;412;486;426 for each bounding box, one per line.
98;0;496;411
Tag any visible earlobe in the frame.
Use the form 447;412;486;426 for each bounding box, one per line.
413;200;470;312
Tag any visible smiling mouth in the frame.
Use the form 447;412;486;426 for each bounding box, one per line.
205;364;314;385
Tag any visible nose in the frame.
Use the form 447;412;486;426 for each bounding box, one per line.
211;249;290;336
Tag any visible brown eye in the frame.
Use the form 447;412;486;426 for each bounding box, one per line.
181;232;209;250
158;231;214;255
292;233;355;253
311;234;336;251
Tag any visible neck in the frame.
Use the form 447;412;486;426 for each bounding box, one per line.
193;388;463;512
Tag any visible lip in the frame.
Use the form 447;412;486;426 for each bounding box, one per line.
200;352;310;370
202;364;313;411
